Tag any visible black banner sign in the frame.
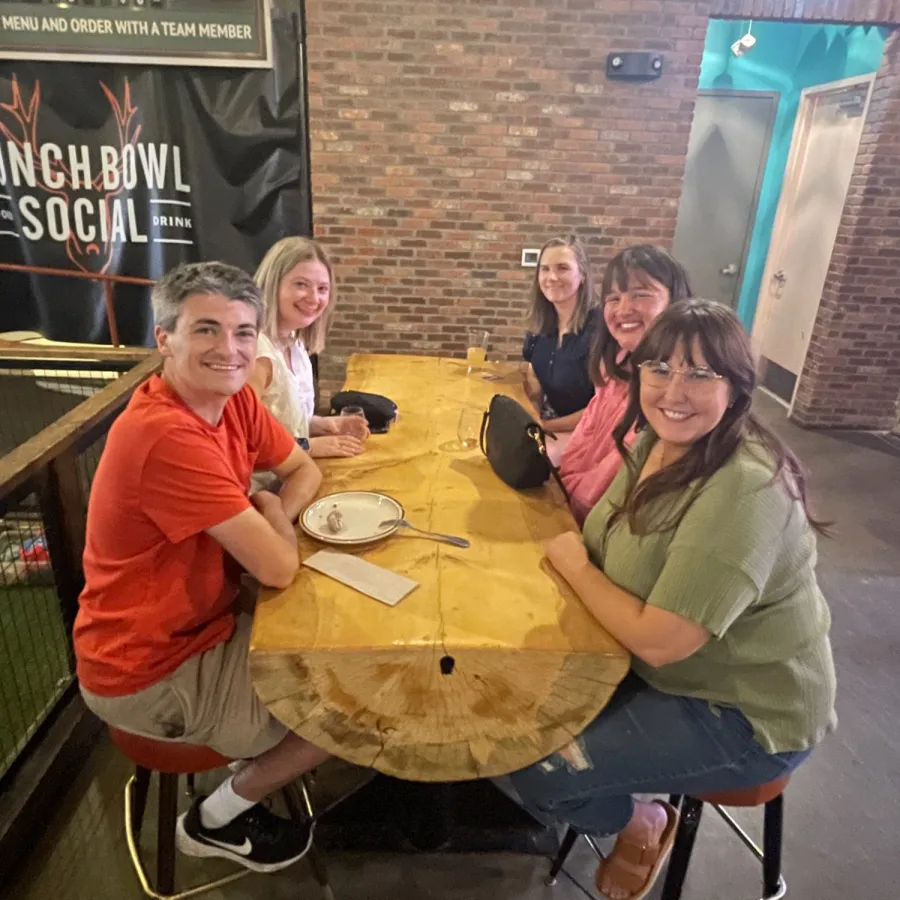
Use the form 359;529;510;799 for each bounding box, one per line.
0;10;310;345
0;0;271;69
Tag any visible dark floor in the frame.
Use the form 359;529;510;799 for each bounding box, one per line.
3;393;899;900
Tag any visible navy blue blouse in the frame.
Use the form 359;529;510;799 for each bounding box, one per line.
522;308;598;419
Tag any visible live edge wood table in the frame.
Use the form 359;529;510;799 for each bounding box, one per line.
250;354;629;853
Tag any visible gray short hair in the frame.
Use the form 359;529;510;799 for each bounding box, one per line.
152;261;265;333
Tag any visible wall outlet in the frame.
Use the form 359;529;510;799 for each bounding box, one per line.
521;248;540;267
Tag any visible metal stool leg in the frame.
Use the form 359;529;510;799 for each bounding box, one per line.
305;844;335;900
583;834;605;861
185;774;196;798
157;773;179;896
707;796;788;900
132;766;152;840
283;778;335;900
660;797;704;900
124;772;252;899
545;827;580;886
762;795;785;899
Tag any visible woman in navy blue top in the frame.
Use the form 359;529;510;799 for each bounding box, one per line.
523;235;599;438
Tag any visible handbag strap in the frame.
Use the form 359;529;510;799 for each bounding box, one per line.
479;409;490;456
526;424;570;502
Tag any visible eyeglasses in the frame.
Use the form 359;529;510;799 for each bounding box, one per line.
638;360;725;392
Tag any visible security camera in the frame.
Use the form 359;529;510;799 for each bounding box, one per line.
731;32;756;57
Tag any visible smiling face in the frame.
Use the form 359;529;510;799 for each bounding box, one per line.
640;337;731;451
277;259;332;333
603;270;671;352
156;292;258;405
538;246;583;312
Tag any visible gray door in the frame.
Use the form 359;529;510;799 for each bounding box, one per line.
673;90;778;309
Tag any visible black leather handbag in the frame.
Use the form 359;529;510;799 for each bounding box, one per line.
479;395;568;496
331;390;398;433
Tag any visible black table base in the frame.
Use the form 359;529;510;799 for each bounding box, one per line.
312;773;558;856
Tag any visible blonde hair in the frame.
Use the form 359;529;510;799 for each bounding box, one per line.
254;237;336;355
526;234;596;336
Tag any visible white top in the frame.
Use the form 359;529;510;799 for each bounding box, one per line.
289;338;317;423
255;332;311;440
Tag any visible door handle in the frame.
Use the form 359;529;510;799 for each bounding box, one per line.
720;263;738;276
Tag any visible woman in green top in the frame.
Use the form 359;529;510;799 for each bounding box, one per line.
503;299;836;900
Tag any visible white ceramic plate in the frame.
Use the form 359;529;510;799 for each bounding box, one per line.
301;491;405;546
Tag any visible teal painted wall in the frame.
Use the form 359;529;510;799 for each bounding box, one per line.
698;20;886;329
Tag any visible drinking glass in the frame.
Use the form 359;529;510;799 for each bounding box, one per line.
457;406;482;450
339;405;369;440
466;329;489;372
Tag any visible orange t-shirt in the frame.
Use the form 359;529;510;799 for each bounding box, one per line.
74;375;295;697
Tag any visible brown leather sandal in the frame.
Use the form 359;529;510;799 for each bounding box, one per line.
594;800;679;900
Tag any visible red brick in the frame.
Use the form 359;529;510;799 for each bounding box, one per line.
307;0;900;426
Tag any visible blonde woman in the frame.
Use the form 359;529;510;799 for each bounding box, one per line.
249;238;368;459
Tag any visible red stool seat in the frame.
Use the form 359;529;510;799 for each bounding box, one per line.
109;726;231;775
697;775;790;807
110;726;331;899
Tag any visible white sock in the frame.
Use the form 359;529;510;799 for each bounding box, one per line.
199;776;256;830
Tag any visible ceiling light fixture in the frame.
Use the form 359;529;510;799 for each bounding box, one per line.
731;21;757;58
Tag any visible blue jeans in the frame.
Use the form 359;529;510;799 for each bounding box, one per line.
499;674;810;837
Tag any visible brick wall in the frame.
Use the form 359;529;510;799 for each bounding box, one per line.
305;0;900;428
305;0;712;399
792;29;900;430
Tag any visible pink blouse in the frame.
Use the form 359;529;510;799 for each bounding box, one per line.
559;378;634;526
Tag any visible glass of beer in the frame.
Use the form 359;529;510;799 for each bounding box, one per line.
466;329;489;373
457;406;482;450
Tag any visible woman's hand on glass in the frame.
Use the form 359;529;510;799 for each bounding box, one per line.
316;415;342;436
543;531;590;579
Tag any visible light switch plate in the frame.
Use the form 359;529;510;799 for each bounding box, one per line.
521;248;540;267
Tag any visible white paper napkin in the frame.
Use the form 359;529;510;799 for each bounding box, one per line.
302;550;418;607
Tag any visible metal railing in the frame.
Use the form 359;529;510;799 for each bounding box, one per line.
0;351;161;780
0;349;150;457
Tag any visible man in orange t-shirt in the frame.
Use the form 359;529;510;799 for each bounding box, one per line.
74;261;327;874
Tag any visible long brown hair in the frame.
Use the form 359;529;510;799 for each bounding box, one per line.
526;234;596;336
589;245;693;386
610;298;829;536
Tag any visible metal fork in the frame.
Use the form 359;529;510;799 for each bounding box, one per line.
378;518;470;549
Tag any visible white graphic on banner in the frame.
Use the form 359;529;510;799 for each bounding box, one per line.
0;76;196;275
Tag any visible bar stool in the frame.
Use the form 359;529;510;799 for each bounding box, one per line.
109;727;334;900
545;775;790;900
661;776;789;900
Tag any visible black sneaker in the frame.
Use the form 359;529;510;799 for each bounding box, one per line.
176;797;314;873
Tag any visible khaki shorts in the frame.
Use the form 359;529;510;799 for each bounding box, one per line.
81;614;287;760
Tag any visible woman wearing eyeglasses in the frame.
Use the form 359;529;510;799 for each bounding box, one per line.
504;299;836;900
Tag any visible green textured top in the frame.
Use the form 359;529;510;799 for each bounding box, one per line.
583;432;837;753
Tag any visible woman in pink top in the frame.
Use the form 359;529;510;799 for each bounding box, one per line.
561;246;692;524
